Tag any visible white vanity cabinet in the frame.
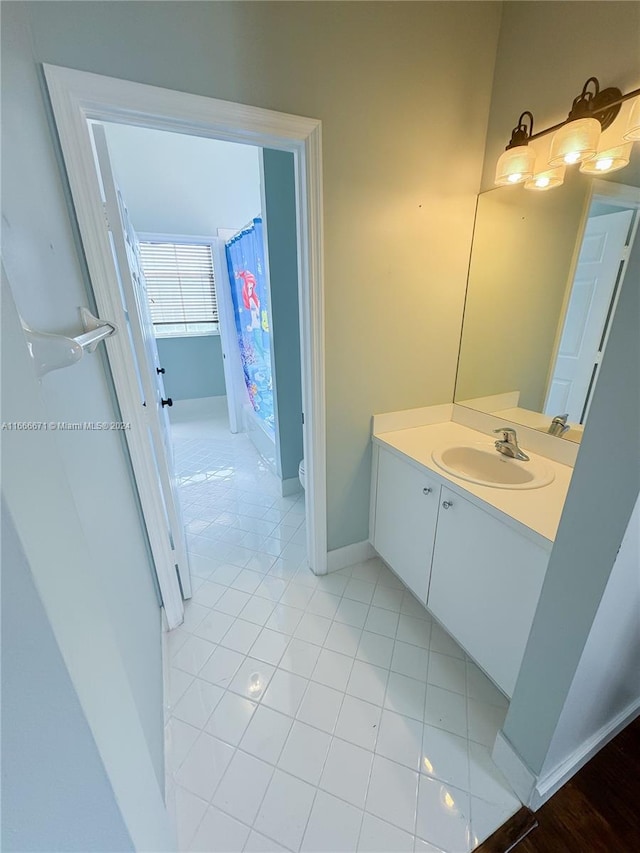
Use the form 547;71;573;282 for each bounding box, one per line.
372;445;440;603
371;442;551;698
427;486;549;697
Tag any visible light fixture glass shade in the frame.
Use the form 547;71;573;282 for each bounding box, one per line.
548;118;601;166
524;165;566;191
495;145;536;185
580;142;633;174
623;98;640;141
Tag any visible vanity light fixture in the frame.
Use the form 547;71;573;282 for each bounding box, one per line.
495;77;640;189
623;97;640;141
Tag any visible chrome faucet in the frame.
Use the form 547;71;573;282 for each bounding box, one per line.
547;413;570;437
493;427;530;461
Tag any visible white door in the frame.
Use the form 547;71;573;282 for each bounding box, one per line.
546;210;633;422
92;124;192;603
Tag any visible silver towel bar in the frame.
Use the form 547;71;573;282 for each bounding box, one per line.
22;308;117;378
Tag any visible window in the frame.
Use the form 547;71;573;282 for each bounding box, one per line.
138;238;218;337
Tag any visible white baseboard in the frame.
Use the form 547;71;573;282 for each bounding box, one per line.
327;540;376;573
531;696;640;809
281;476;302;497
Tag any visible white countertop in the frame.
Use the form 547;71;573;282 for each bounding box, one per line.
374;420;574;545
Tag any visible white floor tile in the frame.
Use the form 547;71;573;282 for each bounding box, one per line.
192;609;236;644
279;638;321;679
371;585;404;612
366;754;419;834
468;741;519;809
466;662;508;708
250;627;290;665
296;681;344;734
301;789;363;852
470;796;519;848
172;634;216;677
168;667;195;712
416;776;472;853
172;678;224;730
344;577;376;604
174;785;208;851
230;568;264;594
385;672;427;721
278;720;332;785
334;597;370;629
205;691;257;746
240;596;276;626
324;620;362;658
175;731;234;801
240;705;293;764
306;589;342;619
262;669;308;716
428;652;467;696
228;656;275;701
220;618;262;655
375;709;423;771
265;603;304;636
166;717;200;774
424;685;467;738
467;699;507;749
358;812;414;853
396;615;432;649
294;612;332;646
392;641;430;682
199;645;245;688
429;623;466;661
215;587;252;616
364;606;400;638
312;648;354;691
212;750;274;825
421;725;470;791
347;660;389;707
320;737;373;809
192;580;227;609
254;769;317;852
356;631;395;669
190;804;251;852
244;830;289;852
335;694;382;751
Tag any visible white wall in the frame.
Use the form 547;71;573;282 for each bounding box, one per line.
102;123;261;235
1;500;134;852
540;495;640;778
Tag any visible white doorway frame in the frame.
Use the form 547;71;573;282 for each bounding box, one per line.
44;66;329;613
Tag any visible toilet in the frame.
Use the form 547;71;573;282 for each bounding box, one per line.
298;459;306;490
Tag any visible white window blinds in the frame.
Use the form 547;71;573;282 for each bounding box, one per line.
138;241;218;328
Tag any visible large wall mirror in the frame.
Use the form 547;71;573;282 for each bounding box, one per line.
455;152;640;444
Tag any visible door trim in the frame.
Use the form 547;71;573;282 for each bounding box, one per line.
44;66;329;605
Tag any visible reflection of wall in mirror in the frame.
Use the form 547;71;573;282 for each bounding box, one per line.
455;173;590;410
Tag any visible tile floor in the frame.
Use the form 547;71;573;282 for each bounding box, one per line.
165;405;520;853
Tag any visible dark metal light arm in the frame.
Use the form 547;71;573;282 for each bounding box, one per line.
504;77;640;148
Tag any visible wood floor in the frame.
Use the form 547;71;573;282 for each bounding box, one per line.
475;715;640;852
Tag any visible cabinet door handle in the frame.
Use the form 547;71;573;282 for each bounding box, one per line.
442;500;453;509
423;487;432;495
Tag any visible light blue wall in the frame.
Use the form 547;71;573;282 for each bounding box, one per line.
263;150;303;482
156;334;226;401
1;500;134;853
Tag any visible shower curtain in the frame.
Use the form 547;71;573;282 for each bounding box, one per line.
225;218;275;439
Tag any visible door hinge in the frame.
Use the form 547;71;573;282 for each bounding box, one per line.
102;202;111;231
301;412;305;425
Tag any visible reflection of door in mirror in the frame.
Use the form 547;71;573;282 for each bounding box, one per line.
546;207;636;423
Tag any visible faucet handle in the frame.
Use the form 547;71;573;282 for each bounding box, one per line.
493;426;517;442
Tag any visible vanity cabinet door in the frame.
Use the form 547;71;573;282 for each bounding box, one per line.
427;487;548;697
373;446;440;603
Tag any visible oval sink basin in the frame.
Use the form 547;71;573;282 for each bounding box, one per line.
432;443;554;490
